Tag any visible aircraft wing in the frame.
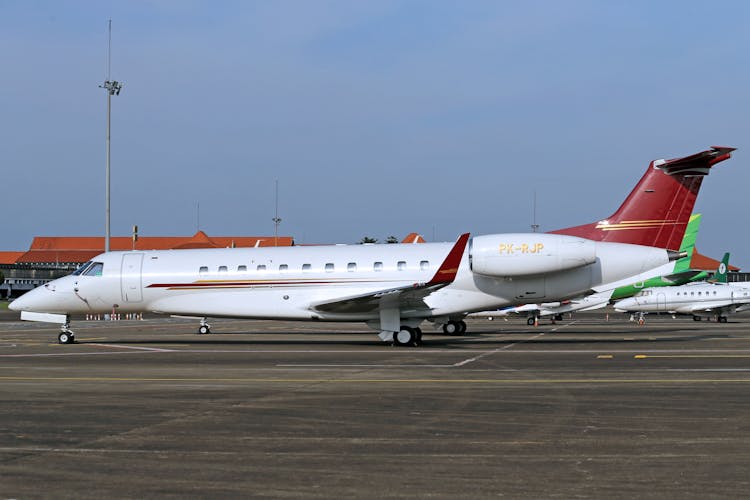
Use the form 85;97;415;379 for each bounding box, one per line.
659;270;708;284
686;301;736;313
310;233;470;315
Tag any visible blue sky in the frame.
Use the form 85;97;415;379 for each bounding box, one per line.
2;1;749;264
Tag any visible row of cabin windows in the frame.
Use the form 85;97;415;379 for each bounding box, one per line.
675;290;750;297
198;260;430;275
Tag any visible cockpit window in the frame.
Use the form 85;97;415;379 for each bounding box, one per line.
83;262;104;277
72;261;94;276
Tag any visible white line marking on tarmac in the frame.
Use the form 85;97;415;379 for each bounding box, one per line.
0;351;164;358
452;321;578;367
88;343;175;352
277;364;456;368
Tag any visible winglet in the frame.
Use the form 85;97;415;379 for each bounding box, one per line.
428;233;470;285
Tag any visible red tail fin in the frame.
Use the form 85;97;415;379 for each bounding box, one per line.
550;146;734;250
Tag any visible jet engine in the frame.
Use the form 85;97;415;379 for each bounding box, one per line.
469;234;597;277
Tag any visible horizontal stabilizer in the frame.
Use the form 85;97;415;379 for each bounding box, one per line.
655;146;735;176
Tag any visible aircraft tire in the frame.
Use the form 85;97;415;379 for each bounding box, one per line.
527;317;536;326
58;332;75;344
719;316;728;323
442;321;459;335
414;328;423;344
198;325;211;335
693;316;701;322
457;320;467;334
393;327;416;347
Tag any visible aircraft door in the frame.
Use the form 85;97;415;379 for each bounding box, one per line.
121;253;144;302
657;292;666;311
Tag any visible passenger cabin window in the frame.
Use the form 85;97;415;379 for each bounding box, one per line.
397;261;406;271
238;265;247;272
218;266;228;273
347;263;357;272
279;264;288;273
302;264;312;273
257;265;266;272
325;263;334;273
83;262;104;277
199;266;208;275
420;260;430;271
373;262;383;272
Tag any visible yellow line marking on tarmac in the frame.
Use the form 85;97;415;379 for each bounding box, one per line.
597;355;614;359
635;354;750;359
2;376;750;384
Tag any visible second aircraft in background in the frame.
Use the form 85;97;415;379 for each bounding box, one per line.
614;253;750;323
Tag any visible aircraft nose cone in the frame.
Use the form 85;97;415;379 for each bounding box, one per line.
7;285;51;313
614;298;635;311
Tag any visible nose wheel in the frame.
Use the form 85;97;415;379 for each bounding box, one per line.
58;322;75;344
197;317;212;335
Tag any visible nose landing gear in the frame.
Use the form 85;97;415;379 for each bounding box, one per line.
197;317;212;335
58;319;75;344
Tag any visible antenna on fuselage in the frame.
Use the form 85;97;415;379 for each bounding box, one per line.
531;190;539;233
272;179;282;246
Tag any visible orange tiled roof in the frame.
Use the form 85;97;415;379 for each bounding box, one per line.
401;233;426;244
15;232;294;264
690;247;741;272
0;252;24;265
27;232;293;251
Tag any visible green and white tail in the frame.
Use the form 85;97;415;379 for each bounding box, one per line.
713;252;731;283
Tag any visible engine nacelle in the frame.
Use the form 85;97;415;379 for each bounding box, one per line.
470;233;597;277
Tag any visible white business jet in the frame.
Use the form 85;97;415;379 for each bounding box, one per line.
614;253;750;323
10;146;734;345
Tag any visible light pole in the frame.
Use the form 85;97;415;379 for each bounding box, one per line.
99;20;122;252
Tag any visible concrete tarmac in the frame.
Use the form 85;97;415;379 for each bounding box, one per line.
1;311;749;498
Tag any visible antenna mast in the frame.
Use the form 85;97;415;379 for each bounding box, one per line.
272;180;282;246
99;19;123;252
531;190;539;233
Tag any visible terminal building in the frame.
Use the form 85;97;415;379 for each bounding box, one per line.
1;231;294;298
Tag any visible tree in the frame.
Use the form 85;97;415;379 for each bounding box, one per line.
359;236;378;244
385;236;399;244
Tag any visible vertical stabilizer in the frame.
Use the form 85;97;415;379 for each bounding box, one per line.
673;214;701;273
551;147;734;250
713;252;731;283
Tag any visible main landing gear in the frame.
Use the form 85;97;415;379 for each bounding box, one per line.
393;326;422;347
197;317;211;335
442;320;467;336
59;319;75;344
